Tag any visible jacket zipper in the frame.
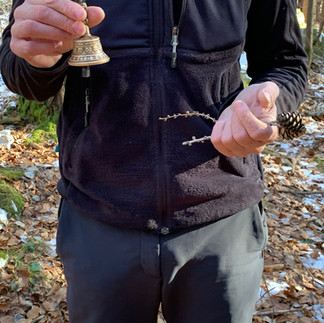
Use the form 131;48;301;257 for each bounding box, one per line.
170;0;188;68
151;0;169;234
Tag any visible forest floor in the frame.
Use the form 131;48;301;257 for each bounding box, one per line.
0;56;323;323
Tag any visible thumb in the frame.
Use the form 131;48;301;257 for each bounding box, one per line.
87;6;106;28
257;82;280;109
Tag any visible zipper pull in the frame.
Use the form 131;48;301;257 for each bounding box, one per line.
170;26;179;68
84;88;90;127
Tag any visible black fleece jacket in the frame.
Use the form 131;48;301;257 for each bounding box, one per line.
0;0;307;233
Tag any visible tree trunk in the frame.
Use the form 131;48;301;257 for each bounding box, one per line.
305;0;315;66
313;0;324;46
303;0;309;23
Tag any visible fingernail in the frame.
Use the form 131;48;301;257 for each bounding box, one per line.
234;100;246;109
264;91;271;104
54;41;63;49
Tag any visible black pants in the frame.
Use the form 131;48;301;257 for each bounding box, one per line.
56;199;267;323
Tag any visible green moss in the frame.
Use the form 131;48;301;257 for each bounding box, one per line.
25;121;57;144
17;97;59;125
0;180;24;217
241;71;251;88
17;97;59;144
4;240;46;290
314;157;324;173
0;168;24;181
0;250;8;260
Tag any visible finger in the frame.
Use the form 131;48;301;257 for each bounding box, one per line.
33;0;105;26
211;120;238;157
257;82;280;109
11;38;66;58
221;115;249;156
22;0;87;21
234;100;277;142
14;3;86;37
231;104;268;153
230;118;257;155
12;20;76;42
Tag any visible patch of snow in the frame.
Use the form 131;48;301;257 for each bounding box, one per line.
38;163;54;168
0;253;8;269
0;208;8;229
52;160;59;168
11;200;18;213
24;171;36;179
32;195;41;202
306;230;315;237
240;52;248;71
24;166;39;179
299;160;317;167
0;129;14;149
27;166;39;172
312;303;324;321
278;143;300;155
302;198;323;212
257;279;290;306
263;279;289;295
45;238;56;252
281;166;292;172
279;271;287;278
36;214;56;221
0;73;17;113
279;217;290;225
20;235;27;243
264;167;280;173
300;250;324;270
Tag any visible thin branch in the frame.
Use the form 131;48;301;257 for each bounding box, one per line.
262;276;275;322
182;136;211;146
262;147;294;167
268;248;324;288
256;308;304;316
160;111;306;146
257;284;273;303
298;259;324;288
158;111;217;123
276;189;324;196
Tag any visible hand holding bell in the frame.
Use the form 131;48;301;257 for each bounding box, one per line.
69;0;110;66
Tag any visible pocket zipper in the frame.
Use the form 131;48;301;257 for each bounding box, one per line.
170;0;188;68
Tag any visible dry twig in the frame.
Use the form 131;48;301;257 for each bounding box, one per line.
256;309;304;316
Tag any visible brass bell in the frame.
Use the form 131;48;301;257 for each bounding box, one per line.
68;1;110;66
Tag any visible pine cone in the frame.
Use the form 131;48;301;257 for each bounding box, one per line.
276;111;306;139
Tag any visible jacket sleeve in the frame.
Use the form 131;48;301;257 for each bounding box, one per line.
0;0;70;102
244;0;308;114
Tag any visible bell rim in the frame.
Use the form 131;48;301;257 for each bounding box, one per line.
68;56;110;66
